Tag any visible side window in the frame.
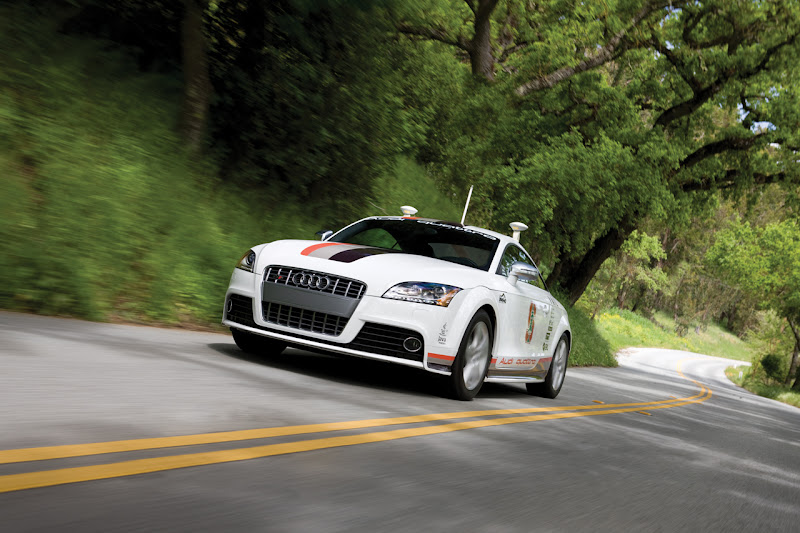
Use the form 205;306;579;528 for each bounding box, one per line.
496;245;545;289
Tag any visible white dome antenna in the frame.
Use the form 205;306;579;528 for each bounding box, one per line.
510;222;529;242
401;205;418;217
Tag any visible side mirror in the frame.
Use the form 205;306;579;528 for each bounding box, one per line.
315;229;333;241
508;261;539;286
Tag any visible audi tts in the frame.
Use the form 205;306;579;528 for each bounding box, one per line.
222;207;571;400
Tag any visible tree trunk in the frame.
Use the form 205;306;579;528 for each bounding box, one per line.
786;317;800;387
790;344;800;391
631;286;647;313
617;283;628;310
181;0;211;154
468;0;500;81
547;222;634;305
729;300;738;331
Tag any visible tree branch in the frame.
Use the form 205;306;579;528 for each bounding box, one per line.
651;39;703;92
655;32;799;128
516;0;672;96
464;0;476;15
498;41;530;63
677;133;769;171
740;92;768;130
680;169;787;192
397;23;471;51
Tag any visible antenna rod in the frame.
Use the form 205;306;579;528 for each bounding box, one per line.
460;185;473;225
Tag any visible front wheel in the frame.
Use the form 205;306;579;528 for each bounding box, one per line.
231;328;287;355
448;311;493;401
527;334;569;399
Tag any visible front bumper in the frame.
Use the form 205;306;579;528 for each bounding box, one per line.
223;268;458;374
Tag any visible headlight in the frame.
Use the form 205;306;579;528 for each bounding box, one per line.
236;250;257;272
382;282;462;307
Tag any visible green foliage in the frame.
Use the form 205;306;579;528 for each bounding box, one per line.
562;302;617;368
581;229;669;315
0;0;617;378
748;310;796;364
760;353;788;383
369;156;463;222
726;366;800;408
707;219;800;325
396;0;800;305
0;2;465;326
206;0;457;225
547;290;616;367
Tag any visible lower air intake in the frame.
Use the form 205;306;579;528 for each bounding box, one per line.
262;302;347;337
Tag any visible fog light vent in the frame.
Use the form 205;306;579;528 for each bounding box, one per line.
403;337;422;352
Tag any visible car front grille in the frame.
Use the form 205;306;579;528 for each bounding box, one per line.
348;323;424;362
226;294;256;327
262;302;347;337
260;265;366;337
264;266;366;299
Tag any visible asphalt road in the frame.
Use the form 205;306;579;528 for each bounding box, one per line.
1;311;799;532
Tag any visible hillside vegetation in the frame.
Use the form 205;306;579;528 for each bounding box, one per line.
0;5;458;326
0;2;619;367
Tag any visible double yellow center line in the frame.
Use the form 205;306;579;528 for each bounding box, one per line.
0;361;711;493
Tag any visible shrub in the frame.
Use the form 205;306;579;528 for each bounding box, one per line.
760;353;788;382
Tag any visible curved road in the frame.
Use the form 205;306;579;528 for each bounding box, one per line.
1;311;798;531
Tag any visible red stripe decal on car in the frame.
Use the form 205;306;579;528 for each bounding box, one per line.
301;242;345;256
428;353;455;361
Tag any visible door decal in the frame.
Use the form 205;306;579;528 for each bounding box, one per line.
525;302;536;344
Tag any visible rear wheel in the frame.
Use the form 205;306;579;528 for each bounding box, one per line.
527;334;569;399
449;311;493;401
231;328;287;355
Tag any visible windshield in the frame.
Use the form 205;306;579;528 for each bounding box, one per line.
331;218;499;271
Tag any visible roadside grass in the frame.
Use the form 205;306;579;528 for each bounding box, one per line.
725;367;800;408
650;312;753;361
566;304;617;367
550;292;616;368
595;309;754;361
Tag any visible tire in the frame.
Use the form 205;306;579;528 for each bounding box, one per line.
448;310;493;401
527;334;569;399
231;328;287;355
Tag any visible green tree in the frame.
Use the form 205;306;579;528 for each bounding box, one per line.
396;0;800;303
583;229;667;318
707;220;800;389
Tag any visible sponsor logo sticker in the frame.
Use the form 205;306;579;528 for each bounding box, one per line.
496;357;538;370
525;302;536;344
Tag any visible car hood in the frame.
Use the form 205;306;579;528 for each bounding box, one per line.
253;239;495;295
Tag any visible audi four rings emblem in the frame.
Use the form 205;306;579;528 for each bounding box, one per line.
292;272;332;290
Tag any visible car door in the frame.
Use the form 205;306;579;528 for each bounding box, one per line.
493;244;552;373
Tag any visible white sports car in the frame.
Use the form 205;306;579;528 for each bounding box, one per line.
222;207;571;400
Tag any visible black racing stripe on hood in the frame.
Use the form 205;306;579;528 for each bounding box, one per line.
328;247;402;263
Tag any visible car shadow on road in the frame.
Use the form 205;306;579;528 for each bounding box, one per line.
208;341;530;401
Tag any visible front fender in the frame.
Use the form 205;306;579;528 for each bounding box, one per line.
441;286;500;355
